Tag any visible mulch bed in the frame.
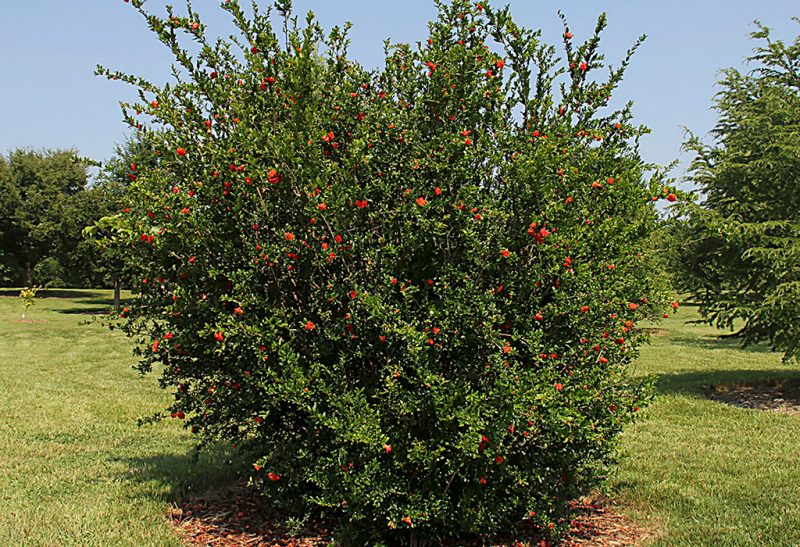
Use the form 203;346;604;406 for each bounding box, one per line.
170;485;330;546
170;486;653;546
706;379;800;416
562;497;653;546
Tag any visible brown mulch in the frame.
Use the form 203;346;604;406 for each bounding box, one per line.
561;497;653;546
170;487;653;546
170;485;331;546
706;379;800;416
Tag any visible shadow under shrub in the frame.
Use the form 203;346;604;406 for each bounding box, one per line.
99;0;672;543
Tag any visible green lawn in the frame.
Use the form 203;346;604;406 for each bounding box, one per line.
0;290;236;546
0;290;798;545
616;304;800;545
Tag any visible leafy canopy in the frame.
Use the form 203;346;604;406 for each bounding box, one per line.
680;19;800;362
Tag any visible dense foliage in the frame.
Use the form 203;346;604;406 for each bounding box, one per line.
0;149;122;288
101;0;672;542
679;20;800;362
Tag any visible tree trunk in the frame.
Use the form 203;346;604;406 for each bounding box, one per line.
113;276;121;313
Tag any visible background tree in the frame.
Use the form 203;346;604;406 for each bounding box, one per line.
0;149;88;286
82;137;148;307
0;148;129;290
679;19;800;362
0;154;24;284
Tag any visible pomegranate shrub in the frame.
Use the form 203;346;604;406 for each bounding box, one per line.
100;0;672;543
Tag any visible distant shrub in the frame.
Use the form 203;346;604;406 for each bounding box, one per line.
32;257;65;289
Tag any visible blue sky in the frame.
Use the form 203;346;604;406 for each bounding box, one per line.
1;1;797;183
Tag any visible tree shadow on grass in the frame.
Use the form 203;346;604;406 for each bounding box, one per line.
56;301;114;315
667;333;773;354
0;289;109;299
117;446;337;544
54;296;128;315
655;368;800;397
115;444;245;505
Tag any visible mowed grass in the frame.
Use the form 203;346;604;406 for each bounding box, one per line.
0;291;799;545
616;304;800;545
0;290;236;546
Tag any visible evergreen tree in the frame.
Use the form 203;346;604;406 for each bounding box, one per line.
680;19;800;361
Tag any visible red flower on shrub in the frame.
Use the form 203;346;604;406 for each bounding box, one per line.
416;197;427;206
304;321;315;331
176;147;186;156
214;332;224;342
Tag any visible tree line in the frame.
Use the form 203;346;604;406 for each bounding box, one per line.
0;139;149;290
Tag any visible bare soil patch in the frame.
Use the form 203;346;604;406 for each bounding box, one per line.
170;487;653;546
706;379;800;416
11;318;49;323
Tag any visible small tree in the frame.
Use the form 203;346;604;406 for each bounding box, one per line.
100;0;671;542
680;19;800;362
82;137;147;310
19;286;38;319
